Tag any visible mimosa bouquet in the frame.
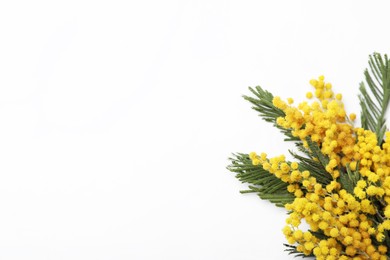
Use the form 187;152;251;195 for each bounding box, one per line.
227;53;390;259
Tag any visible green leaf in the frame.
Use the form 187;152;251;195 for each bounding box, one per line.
284;244;314;258
227;153;294;207
359;53;390;144
289;137;333;186
338;163;361;194
243;86;301;143
305;137;329;169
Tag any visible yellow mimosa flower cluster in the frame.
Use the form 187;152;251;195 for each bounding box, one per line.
250;76;390;259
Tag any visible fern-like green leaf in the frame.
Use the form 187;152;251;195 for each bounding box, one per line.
359;53;390;144
243;86;300;142
288;137;333;186
227;153;294;207
284;244;314;258
289;150;332;186
338;163;361;194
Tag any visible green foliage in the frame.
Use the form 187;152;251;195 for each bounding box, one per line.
284;244;314;258
289;153;331;187
338;164;361;194
243;86;300;142
283;230;328;258
359;53;390;144
292;137;332;184
227;153;294;207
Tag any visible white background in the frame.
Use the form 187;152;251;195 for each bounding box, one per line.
0;1;389;259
